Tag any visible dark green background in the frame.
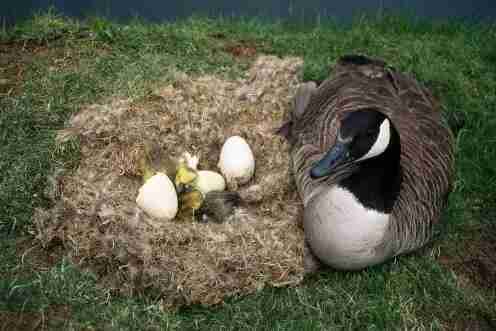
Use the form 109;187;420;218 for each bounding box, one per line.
2;0;496;26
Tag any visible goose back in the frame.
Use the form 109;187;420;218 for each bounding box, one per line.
286;55;455;256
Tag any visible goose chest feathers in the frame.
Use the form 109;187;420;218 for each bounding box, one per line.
279;55;455;270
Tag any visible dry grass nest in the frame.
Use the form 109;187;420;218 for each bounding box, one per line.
34;56;306;307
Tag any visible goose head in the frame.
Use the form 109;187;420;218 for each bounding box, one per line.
311;110;394;178
309;109;402;213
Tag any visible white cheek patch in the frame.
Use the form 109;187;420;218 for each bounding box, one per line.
356;118;391;162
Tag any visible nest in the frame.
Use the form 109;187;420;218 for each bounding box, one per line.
34;56;306;307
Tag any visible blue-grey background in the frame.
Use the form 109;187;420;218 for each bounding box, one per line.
1;0;495;26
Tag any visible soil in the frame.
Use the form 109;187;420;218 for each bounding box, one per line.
438;207;496;330
0;39;78;97
14;236;65;274
224;43;258;58
0;305;72;331
0;40;38;96
438;216;496;291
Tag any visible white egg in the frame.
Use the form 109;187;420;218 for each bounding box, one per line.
196;170;226;195
136;172;178;220
218;136;255;186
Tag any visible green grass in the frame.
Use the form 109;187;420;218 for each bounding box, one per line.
1;11;495;330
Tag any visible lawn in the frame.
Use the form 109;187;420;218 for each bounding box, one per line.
1;11;495;330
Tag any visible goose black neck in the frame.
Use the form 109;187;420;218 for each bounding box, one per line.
339;130;402;214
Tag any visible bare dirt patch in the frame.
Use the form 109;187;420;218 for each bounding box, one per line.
0;311;42;331
34;56;306;307
447;318;495;331
439;218;496;291
438;208;496;330
0;40;78;96
15;236;65;274
0;305;71;331
0;41;40;96
224;43;258;58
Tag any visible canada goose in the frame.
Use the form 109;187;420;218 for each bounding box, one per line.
279;55;455;270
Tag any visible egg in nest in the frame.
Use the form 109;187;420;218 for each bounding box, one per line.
218;136;255;187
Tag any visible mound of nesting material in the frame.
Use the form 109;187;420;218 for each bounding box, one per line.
35;56;306;307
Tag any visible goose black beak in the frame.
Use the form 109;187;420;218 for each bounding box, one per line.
310;142;351;179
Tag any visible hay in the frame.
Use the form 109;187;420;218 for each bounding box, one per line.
35;56;306;307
